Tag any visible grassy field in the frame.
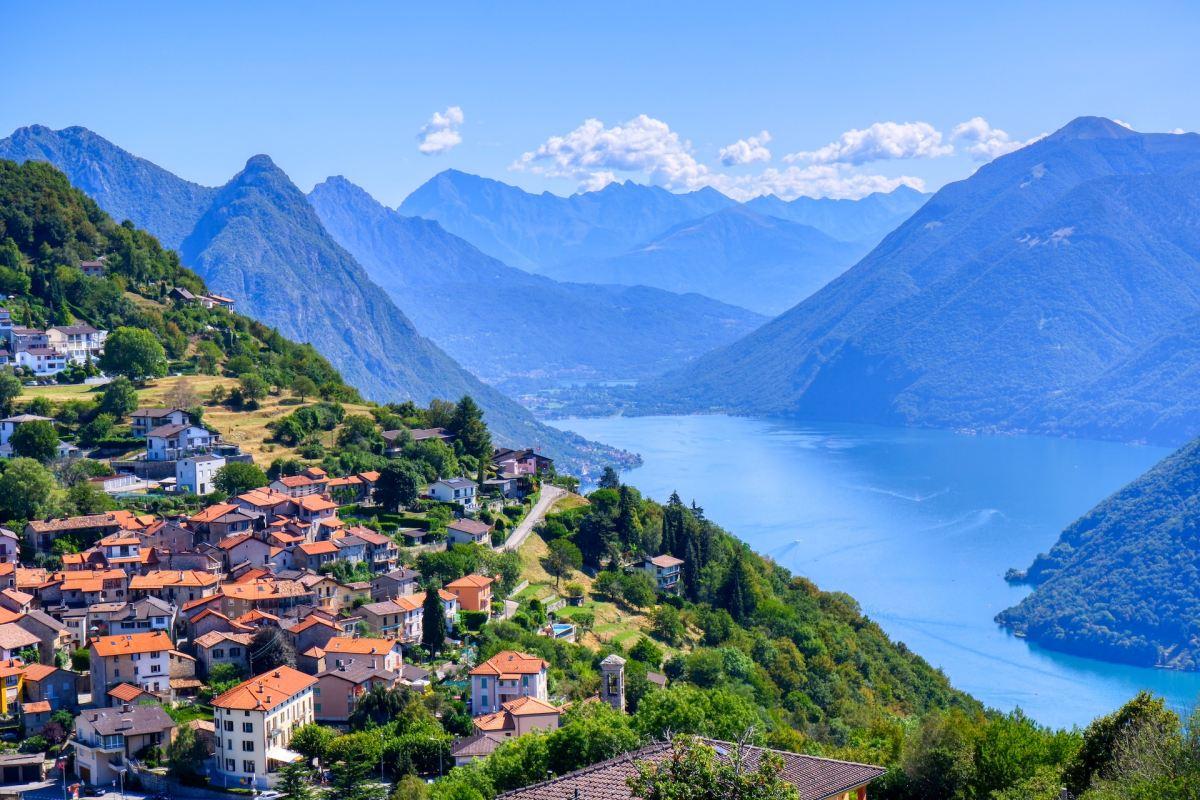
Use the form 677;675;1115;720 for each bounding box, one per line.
20;374;376;464
516;531;683;657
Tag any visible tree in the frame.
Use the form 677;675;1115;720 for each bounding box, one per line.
78;412;115;446
718;552;757;624
349;685;410;730
238;372;269;404
0;458;54;521
627;735;798;800
97;376;138;417
1064;691;1181;796
0;370;21;415
164;378;199;410
100;326;167;381
166;724;209;784
215;462;268;496
329;749;386;800
292;375;318;401
422;585;448;656
195;339;223;374
289;723;340;762
338;415;383;452
630;637;664;669
599;466;621;490
276;760;315;800
11;420;59;462
249;625;296;672
449;396;490;460
544;538;583;588
377;461;421;511
67;481;116;515
650;605;686;647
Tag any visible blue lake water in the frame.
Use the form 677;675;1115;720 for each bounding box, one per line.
552;414;1200;729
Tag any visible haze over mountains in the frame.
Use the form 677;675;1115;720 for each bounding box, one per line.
0;124;631;471
635;117;1200;447
399;169;927;314
307;176;764;387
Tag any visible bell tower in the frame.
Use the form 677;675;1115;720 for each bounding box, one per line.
600;654;626;712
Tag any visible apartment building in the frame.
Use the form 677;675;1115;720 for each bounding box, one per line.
88;631;174;700
212;666;317;789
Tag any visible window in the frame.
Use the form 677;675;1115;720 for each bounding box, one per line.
314;703;322;713
480;677;488;688
242;741;254;752
213;649;225;658
482;693;488;706
522;676;529;687
243;722;253;733
227;739;233;751
225;758;235;771
224;721;234;732
313;688;320;696
243;760;255;774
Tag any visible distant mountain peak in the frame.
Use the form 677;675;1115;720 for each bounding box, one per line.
1049;116;1138;141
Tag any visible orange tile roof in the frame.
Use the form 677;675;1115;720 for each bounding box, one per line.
289;615;340;634
189;503;240;524
219;579;308;599
98;534;143;547
446;574;494;590
216;532;258;550
299;495;337;513
19;663;58;682
298;540;339;556
91;631;172;658
212;666;317;711
234;610;280;625
359;471;380;482
237;488;293;508
107;682;151;702
0;659;23;679
277;475;315;488
194;630;254;649
304;467;327;478
0;609;22;625
470;650;548;678
130;570;219;590
503;695;561;716
322;636;398;656
22;700;51;714
347;526;391;546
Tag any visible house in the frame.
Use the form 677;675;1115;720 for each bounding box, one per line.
189;503;257;544
473;695;563;739
313;662;403;724
45;324;107;364
0;623;43;660
293;540;339;571
23;512;130;553
88;473;147;495
446;574;493;613
347;527;398;572
13;611;71;663
145;424;217;461
235;488;296;518
131;408;190;438
429;477;478;511
215;533;274;570
73;703;176;786
269;472;328;498
0;659;22;714
1;414;53;448
321;636;403;671
642;554;684;593
211;666;316;789
447;518;492;547
78;257;106;278
0;528;17;565
217;579;312;618
15;347;67;376
129;570;219;605
409;427;454;443
44;568;129;607
193;630;253;678
450;731;509;767
177;454;225;495
469;651;549;715
21;663;78;711
491;739;885;800
88;631;174;700
370;567;421;601
286;615;341;656
358;598;422;642
98;597;176;638
491;449;554;477
21;699;53;734
0;589;31;614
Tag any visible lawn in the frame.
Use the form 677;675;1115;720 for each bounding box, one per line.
19;374;376;464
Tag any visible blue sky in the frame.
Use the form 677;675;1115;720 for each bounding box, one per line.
4;1;1198;205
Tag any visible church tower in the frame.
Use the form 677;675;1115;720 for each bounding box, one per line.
600;654;626;712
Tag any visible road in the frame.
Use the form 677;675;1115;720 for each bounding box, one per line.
501;485;565;552
21;779;150;800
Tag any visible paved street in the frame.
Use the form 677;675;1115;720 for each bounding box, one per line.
501;485;566;552
21;779;150;800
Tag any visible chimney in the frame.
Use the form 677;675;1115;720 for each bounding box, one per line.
122;703;131;712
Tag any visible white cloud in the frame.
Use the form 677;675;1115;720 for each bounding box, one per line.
512;114;709;190
1113;118;1134;130
950;116;1045;162
718;131;772;166
417;106;464;155
1170;127;1187;135
784;121;952;166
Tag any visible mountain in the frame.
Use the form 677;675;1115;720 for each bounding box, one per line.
0;125;630;473
634;118;1200;446
0;124;215;250
398;169;737;270
744;184;929;246
308;177;763;388
541;206;867;315
997;436;1200;669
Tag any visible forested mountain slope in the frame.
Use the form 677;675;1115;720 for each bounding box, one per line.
636;118;1200;446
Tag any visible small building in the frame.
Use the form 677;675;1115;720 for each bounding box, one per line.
211;666;316;789
145;424;217;462
176;454;225;495
131;408;190;438
313;662;403;724
0;752;47;786
20;663;77;711
429;477;478;511
447;518;492;547
45;324;107;364
73;702;176;786
473;695;563;739
491;448;554;477
450;731;508;767
446;574;493;613
193;630;253;678
469;651;549;716
370;567;421;601
321;636;403;671
88;631;174;700
642;554;684;593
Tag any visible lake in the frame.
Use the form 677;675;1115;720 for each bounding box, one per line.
552;413;1200;729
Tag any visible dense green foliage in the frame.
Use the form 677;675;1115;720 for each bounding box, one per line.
998;435;1200;668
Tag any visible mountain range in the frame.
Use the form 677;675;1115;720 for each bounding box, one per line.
398;169;927;314
541;206;867;315
0;124;631;472
633;117;1200;447
306;176;764;388
997;435;1200;669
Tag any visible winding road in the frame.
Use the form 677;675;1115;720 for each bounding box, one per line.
500;484;566;551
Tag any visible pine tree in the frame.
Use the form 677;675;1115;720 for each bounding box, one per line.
421;586;447;656
718;552;757;624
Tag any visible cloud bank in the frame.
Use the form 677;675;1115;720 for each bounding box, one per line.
418;106;464;155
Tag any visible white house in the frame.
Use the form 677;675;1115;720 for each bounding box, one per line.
88;631;174;699
15;347;67;376
447;518;492;547
0;413;52;446
429;477;478;511
177;454;225;495
469;651;549;715
146;423;217;461
212;666;316;789
643;554;684;593
46;324;107;364
131;408;190;437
